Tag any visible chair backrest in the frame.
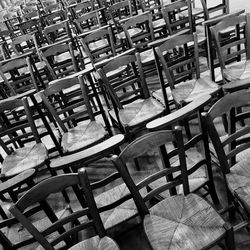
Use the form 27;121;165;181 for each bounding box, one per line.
199;0;229;21
74;9;103;34
97;51;150;110
44;20;72;43
0;97;41;157
43;9;67;25
69;1;94;19
154;33;199;104
210;14;250;83
0;56;40;95
112;128;190;216
9;169;107;250
11;33;39;56
40;41;78;79
162;0;193;36
80;25;117;65
40;73;110;139
122;11;155;52
107;0;133;33
202;90;250;174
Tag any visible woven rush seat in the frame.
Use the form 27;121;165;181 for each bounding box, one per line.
61;121;108;154
2;143;48;177
144;193;226;250
68;236;120;250
226;158;250;212
171;77;219;104
223;60;250;81
109;98;165;128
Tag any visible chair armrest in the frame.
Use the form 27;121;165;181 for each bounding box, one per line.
50;134;125;171
146;95;212;131
223;78;250;93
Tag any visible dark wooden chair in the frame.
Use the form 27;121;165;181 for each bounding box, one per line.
121;11;156;75
203;9;245;81
146;94;220;205
210;13;250;91
73;9;105;35
0;97;48;178
111;128;235;249
202;90;250;231
153;32;219;113
0;56;45;97
97;51;166;142
9;169;120;250
40;72;114;155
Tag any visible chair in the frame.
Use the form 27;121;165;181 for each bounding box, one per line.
80;25;120;67
97;51;166;142
68;1;95;19
162;0;206;45
146;94;220;205
73;9;105;35
40;73;113;155
121;11;156;74
153;33;219;113
210;13;250;91
201;89;250;232
140;0;167;38
0;56;45;97
202;9;245;81
0;97;48;178
107;0;134;38
44;20;72;44
40;41;84;80
9;169;120;250
111;128;235;249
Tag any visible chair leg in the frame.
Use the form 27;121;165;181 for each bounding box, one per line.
223;222;236;250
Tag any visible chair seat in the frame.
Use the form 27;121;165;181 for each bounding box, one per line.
94;65;128;79
172;77;219;104
153;18;166;29
226;156;250;213
35;60;47;71
68;236;120;250
140;49;155;64
152;87;173;105
61;121;108;154
224;60;250;81
89;39;109;51
144;193;226;250
117;28;142;40
2;143;48;177
54;50;80;63
110;98;165;127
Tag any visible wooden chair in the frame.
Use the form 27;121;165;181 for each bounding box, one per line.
43;20;72;44
73;9;105;35
153;33;219;113
40;73;113;155
140;0;167;38
0;97;48;178
162;0;206;45
111;128;235;249
203;9;245;81
9;169;120;250
201;89;250;232
121;11;156;74
107;0;134;38
80;25;121;67
146;94;220;205
97;51;166;142
210;13;250;91
0;56;45;97
40;41;84;80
